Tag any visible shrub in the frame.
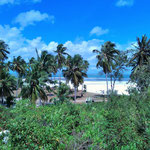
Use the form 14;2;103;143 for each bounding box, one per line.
5;100;82;149
103;94;150;149
0;94;149;149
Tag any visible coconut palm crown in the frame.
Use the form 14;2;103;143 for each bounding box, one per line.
63;55;88;101
54;44;69;83
0;69;16;104
93;41;120;94
20;62;51;104
0;40;10;61
129;35;150;73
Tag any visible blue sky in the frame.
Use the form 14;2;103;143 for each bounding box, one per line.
0;0;149;74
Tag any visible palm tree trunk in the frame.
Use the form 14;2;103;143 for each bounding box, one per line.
16;76;19;98
2;88;4;104
81;84;84;97
110;75;113;92
112;80;116;92
105;73;109;96
59;69;61;85
74;87;77;102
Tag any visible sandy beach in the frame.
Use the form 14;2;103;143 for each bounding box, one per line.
60;80;132;95
52;80;133;94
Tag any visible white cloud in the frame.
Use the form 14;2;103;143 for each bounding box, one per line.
13;37;47;58
0;24;104;65
14;10;53;28
38;39;103;60
116;0;134;7
90;26;109;36
45;42;59;52
0;24;134;73
0;25;25;51
0;25;46;59
64;39;103;57
0;0;41;5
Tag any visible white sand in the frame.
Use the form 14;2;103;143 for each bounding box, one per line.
67;81;133;95
51;79;134;95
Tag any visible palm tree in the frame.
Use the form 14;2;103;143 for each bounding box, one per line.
51;56;58;80
10;56;26;97
54;44;68;83
11;56;26;76
0;69;16;104
69;54;89;93
20;50;59;105
129;35;150;74
63;55;88;101
128;35;150;91
20;62;51;105
109;52;127;92
0;40;10;74
81;60;89;94
93;41;120;95
35;49;57;78
0;40;10;61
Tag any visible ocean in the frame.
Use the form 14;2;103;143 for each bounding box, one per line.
10;71;130;82
53;74;130;81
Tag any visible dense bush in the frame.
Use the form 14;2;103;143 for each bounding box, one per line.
0;106;12;132
103;94;150;149
0;94;150;149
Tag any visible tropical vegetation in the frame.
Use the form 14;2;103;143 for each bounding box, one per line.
63;54;89;101
0;35;150;149
93;41;120;94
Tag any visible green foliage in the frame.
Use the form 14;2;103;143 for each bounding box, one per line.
93;41;120;94
54;44;68;70
128;35;150;91
103;93;150;149
0;106;12;132
109;51;127;91
20;53;54;104
130;62;150;91
0;69;16;104
129;35;150;71
20;68;51;104
0;37;150;149
0;40;9;61
63;55;88;88
52;83;71;104
0;93;149;149
10;56;26;77
0;40;16;106
35;50;57;76
63;54;89;100
4;101;82;149
93;41;120;74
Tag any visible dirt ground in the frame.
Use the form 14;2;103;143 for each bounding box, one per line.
14;89;106;104
47;90;106;104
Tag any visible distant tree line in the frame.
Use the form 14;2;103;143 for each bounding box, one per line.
0;43;89;106
0;35;150;106
93;35;150;94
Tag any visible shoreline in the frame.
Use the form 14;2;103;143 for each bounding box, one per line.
53;80;134;95
73;81;130;95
